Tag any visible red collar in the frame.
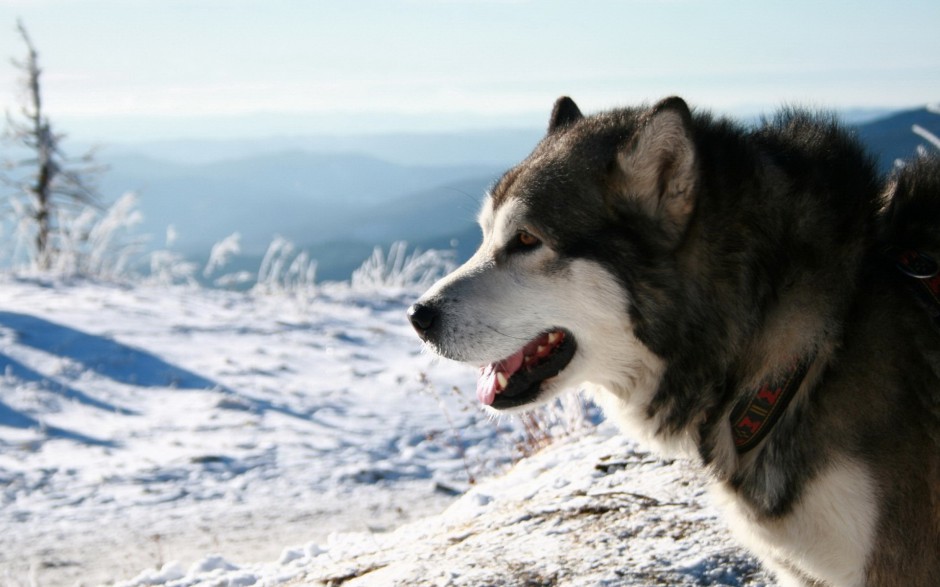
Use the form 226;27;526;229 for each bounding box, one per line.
729;357;813;454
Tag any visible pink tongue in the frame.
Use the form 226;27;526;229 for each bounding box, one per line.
476;349;525;406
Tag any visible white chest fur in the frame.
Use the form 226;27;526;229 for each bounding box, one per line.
713;458;877;587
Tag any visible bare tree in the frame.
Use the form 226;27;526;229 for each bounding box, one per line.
2;20;103;269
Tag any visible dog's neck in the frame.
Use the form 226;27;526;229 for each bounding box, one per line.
670;205;866;488
690;255;856;504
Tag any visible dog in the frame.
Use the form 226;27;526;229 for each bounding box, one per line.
408;96;940;586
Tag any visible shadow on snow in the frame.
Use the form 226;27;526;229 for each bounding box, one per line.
0;352;138;415
0;398;117;447
0;311;314;428
0;311;219;389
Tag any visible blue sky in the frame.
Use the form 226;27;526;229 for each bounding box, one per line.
0;0;938;140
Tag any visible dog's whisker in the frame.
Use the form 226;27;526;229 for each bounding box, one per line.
481;323;530;342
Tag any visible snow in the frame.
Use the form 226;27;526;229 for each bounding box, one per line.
0;277;768;586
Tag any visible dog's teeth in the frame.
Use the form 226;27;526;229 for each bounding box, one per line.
537;345;548;356
548;332;560;344
496;372;508;390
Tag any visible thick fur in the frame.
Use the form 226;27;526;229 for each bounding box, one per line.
411;97;940;586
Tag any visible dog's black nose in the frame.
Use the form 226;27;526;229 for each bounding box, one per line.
407;303;438;340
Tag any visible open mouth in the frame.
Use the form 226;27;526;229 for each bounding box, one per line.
476;329;577;410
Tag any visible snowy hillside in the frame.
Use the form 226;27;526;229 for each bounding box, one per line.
116;429;771;587
0;277;764;587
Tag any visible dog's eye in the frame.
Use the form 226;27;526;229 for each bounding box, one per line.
508;230;542;254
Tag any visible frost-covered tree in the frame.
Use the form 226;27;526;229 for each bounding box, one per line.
1;20;103;269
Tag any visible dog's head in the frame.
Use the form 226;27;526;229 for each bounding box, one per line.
408;96;697;413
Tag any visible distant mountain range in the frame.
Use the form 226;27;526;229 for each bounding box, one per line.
92;106;939;282
854;107;940;171
99;151;501;264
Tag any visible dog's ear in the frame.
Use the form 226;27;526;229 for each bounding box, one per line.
548;96;583;133
614;96;697;242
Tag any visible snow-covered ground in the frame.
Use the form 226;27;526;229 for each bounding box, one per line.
117;428;773;587
0;277;765;587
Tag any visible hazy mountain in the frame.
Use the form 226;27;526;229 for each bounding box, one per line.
95;128;544;168
853;106;940;172
302;178;490;281
99;151;501;255
89;106;937;282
